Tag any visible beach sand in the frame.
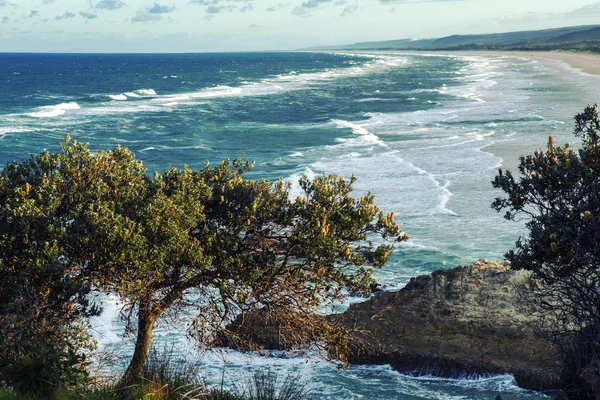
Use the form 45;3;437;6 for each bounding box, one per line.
498;51;600;76
478;51;600;170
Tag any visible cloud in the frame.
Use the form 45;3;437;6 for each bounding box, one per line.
297;0;334;10
42;0;57;4
191;0;254;19
26;10;40;18
1;16;8;23
132;10;163;22
377;0;461;3
131;3;175;23
340;3;358;16
266;2;288;11
55;11;76;20
95;0;125;10
248;23;261;28
498;2;600;24
567;2;600;16
148;3;175;13
80;11;98;19
291;0;351;16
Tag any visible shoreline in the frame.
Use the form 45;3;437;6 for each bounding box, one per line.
472;50;600;170
420;50;600;76
493;50;600;76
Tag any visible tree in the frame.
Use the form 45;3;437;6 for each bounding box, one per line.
0;137;406;386
492;105;600;397
0;144;100;395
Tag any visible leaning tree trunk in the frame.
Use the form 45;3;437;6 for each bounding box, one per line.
118;303;157;386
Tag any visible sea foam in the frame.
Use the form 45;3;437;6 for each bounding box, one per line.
108;94;127;101
124;89;157;98
26;102;80;118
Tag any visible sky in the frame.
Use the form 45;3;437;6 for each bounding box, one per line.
0;0;599;52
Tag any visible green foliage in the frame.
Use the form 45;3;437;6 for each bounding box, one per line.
0;137;406;386
0;138;101;394
492;105;600;398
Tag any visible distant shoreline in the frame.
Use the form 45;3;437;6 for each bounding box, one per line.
461;50;600;170
476;50;600;76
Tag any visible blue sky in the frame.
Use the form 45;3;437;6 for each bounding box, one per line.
1;0;599;52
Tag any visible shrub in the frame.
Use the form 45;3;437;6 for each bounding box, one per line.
492;105;600;398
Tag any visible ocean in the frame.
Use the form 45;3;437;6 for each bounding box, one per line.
2;51;598;399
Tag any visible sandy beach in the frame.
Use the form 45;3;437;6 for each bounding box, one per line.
478;51;600;170
498;51;600;76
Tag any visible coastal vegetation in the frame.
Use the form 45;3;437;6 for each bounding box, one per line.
493;105;600;398
307;24;600;54
0;137;405;397
3;105;600;399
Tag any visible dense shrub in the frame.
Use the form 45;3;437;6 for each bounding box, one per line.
492;105;600;398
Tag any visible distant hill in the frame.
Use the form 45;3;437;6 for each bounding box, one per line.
303;25;600;52
547;26;600;43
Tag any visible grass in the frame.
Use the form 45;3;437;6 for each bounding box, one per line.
0;347;312;400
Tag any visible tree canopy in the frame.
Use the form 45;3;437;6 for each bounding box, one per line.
0;137;406;386
492;105;600;397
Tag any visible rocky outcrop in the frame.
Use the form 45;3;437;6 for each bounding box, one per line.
333;260;565;390
222;260;567;391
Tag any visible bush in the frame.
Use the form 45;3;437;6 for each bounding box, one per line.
492;105;600;398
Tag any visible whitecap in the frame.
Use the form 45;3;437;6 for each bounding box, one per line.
108;94;127;101
124;89;157;98
26;102;80;118
0;126;38;135
330;119;370;135
133;89;157;96
286;166;318;200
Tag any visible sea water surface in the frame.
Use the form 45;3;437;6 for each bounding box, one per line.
2;51;599;399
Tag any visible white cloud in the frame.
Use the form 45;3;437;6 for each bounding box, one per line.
148;3;176;14
132;10;162;22
95;0;125;11
55;11;76;20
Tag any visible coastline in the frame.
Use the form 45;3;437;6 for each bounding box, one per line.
496;50;600;76
473;50;600;170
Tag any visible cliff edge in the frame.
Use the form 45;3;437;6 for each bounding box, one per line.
223;260;566;391
334;260;564;390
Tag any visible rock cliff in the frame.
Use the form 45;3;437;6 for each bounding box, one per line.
223;260;566;391
333;260;564;390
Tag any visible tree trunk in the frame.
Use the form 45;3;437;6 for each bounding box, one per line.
118;303;157;386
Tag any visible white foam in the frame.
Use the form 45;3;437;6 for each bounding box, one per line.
189;85;243;99
26;102;80;118
439;180;456;216
286;166;317;200
0;126;38;135
124;89;157;98
357;97;386;102
108;94;127;101
330;119;370;135
134;88;157;96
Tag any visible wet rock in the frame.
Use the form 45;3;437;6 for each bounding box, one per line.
333;260;565;391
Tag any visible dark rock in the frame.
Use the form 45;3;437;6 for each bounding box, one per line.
220;260;567;391
332;260;566;391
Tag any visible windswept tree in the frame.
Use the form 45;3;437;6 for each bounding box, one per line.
0;144;101;394
0;137;406;385
492;105;600;397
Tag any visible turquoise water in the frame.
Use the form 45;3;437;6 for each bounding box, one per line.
2;51;598;399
